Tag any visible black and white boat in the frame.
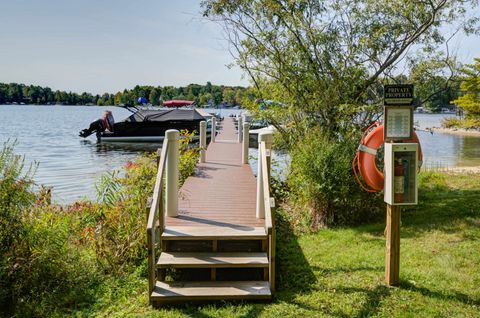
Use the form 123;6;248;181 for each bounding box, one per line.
79;106;211;142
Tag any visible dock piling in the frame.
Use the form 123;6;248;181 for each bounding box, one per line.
200;121;207;163
165;129;179;217
242;122;250;164
238;116;243;143
211;117;216;143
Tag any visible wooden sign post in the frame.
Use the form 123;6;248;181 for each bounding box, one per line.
383;84;415;287
385;204;401;286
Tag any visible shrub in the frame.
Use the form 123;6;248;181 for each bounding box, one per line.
0;141;36;312
442;117;480;129
179;130;200;184
0;142;97;316
0;141;36;251
93;132;199;274
0;136;199;316
93;154;157;274
287;130;382;229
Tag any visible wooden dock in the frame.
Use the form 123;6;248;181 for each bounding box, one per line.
146;117;275;305
167;118;262;228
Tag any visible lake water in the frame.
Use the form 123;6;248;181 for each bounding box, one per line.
414;114;480;168
0;106;479;203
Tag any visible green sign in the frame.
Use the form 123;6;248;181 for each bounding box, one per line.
384;84;414;105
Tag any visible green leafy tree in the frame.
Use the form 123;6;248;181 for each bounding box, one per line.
203;0;479;142
114;92;123;105
149;88;161;106
205;81;212;93
0;84;6;104
202;0;479;226
409;57;460;112
452;58;480;116
222;88;236;105
199;92;213;106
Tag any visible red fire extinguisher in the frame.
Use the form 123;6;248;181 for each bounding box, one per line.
394;158;405;203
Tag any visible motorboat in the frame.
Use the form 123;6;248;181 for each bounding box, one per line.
79;101;213;142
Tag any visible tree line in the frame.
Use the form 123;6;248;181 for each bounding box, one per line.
0;82;250;107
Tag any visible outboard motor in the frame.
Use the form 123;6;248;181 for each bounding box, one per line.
79;111;115;138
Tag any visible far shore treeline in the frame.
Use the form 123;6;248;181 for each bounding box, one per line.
0;82;250;107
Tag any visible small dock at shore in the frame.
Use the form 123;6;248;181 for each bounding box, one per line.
146;116;276;305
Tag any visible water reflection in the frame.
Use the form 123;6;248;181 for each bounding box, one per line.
459;137;480;166
81;139;162;154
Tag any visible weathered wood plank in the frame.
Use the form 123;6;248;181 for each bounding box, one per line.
157;252;268;268
162;226;266;240
151;281;271;302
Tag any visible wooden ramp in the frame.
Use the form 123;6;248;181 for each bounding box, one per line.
147;117;275;305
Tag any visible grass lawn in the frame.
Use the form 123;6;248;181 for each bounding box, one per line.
74;171;480;317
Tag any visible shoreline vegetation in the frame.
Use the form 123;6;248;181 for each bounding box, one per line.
1;141;479;317
0;82;249;107
0;136;199;317
431;127;480;137
438;117;480;136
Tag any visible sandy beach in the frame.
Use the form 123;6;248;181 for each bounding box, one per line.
430;127;480;137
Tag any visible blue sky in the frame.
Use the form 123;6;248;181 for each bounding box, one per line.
0;0;479;94
0;0;245;94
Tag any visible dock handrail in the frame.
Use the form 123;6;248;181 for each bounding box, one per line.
146;138;168;295
259;140;276;292
260;141;274;234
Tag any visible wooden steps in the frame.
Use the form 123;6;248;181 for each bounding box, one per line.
147;118;275;306
162;226;267;240
157;252;269;268
151;281;271;303
153;227;271;305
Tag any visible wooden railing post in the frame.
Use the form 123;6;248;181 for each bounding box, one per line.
211;117;216;143
238;115;243;143
146;198;155;297
269;198;276;292
242;122;250;164
156;148;161;167
165;129;179;217
200;121;207;163
146;197;153;221
256;132;273;219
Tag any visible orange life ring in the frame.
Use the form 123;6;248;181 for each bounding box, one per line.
352;123;423;192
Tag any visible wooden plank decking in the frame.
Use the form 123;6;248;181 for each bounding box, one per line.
165;117;263;228
148;116;274;305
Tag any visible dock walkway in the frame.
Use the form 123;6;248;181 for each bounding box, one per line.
146;116;275;305
166;117;262;228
